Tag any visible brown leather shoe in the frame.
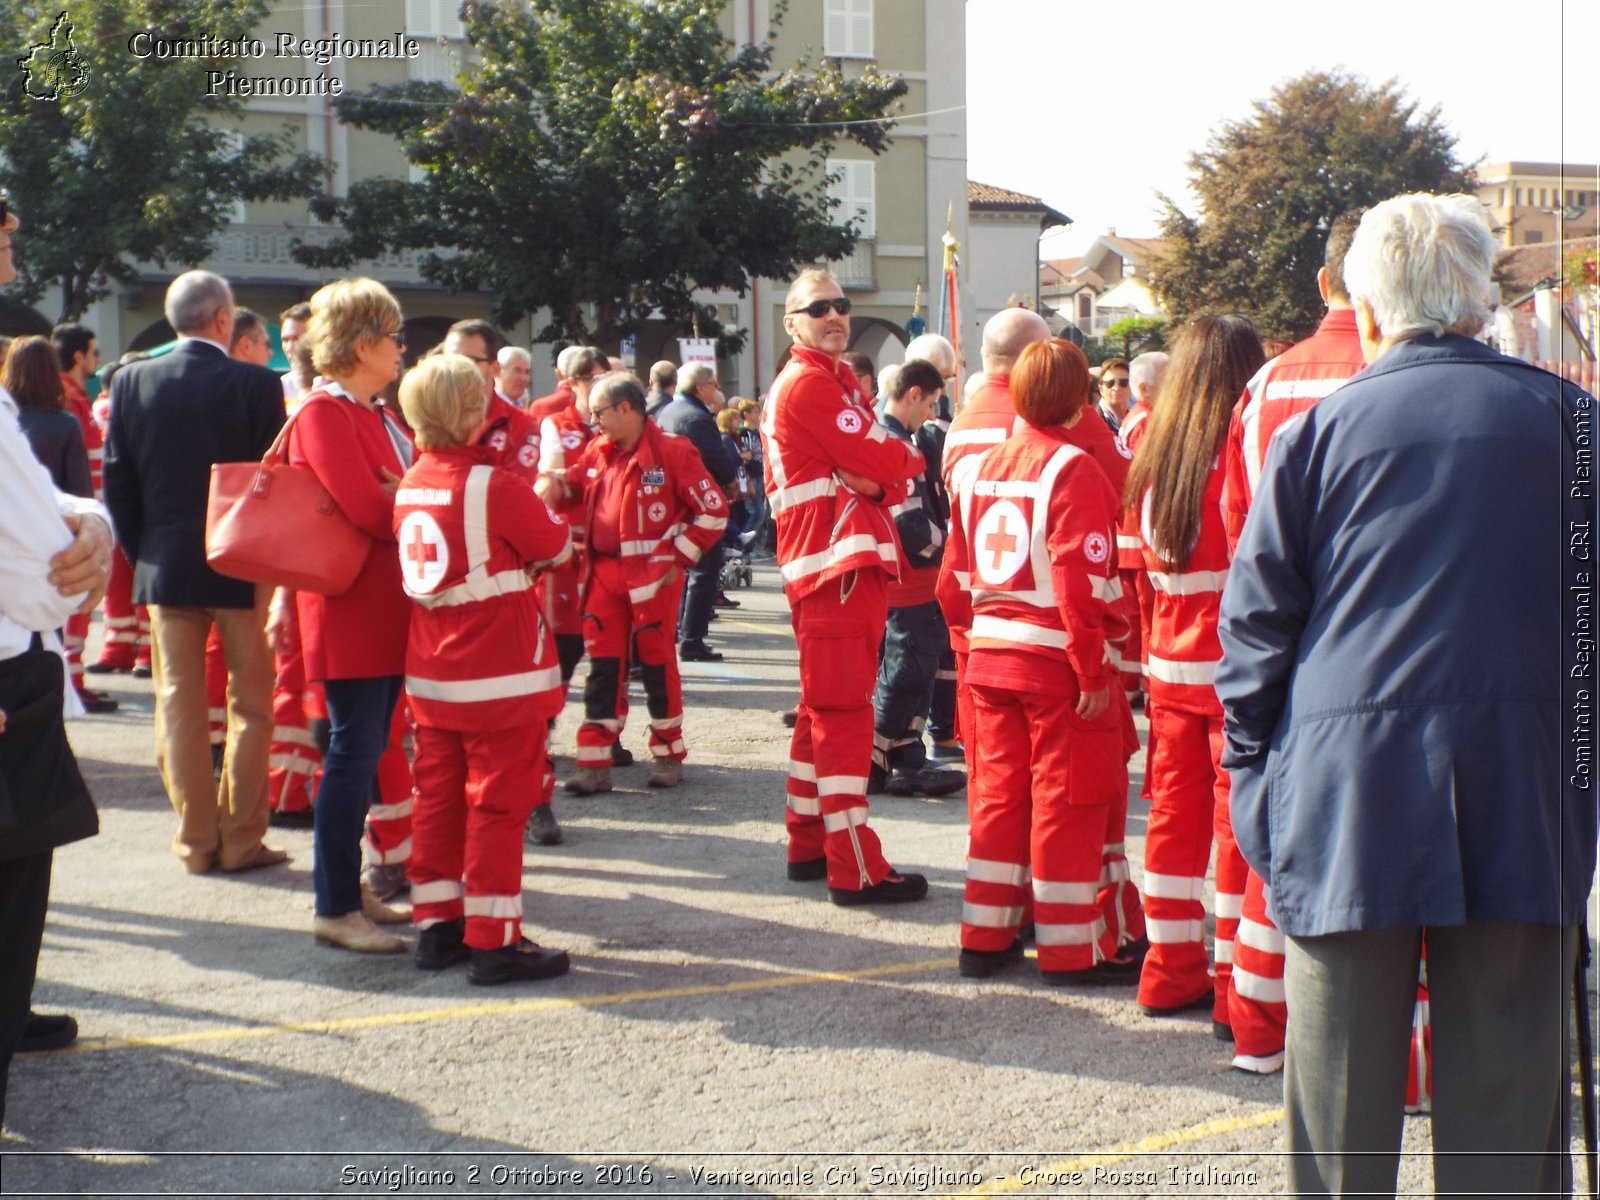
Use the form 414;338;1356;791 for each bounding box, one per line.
563;765;612;795
313;912;405;954
647;758;683;788
219;845;290;872
361;885;410;925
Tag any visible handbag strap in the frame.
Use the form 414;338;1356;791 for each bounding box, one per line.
263;389;363;468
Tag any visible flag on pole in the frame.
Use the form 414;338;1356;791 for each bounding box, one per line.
905;282;925;338
935;200;962;409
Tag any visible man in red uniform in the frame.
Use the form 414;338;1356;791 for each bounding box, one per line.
87;356;153;680
943;311;1146;951
52;323;115;713
394;354;572;984
763;268;928;905
1218;211;1370;1075
558;373;726;791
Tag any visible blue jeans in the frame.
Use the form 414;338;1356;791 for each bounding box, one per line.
312;675;402;917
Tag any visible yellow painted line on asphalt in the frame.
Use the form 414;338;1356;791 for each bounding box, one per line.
717;615;784;635
955;1108;1284;1198
58;957;956;1055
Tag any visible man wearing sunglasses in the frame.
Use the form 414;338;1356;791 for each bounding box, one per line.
762;268;929;906
1095;359;1131;433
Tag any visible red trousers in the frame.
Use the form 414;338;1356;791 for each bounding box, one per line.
409;722;541;950
1116;568;1144;694
366;700;414;866
267;603;320;815
96;548;151;670
786;570;893;889
1138;702;1247;1020
1228;867;1288;1066
578;556;685;764
63;611;88;692
204;628;227;750
962;685;1116;972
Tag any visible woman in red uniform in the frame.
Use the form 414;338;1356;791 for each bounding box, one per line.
394;355;572;984
285;278;413;954
937;338;1136;983
1122;316;1264;1023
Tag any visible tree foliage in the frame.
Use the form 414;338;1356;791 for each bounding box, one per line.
296;0;908;350
0;0;324;322
1104;313;1164;357
1150;71;1473;340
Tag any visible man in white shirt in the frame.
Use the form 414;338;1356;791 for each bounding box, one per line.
0;190;115;1127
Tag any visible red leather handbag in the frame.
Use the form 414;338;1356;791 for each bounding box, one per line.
205;398;372;595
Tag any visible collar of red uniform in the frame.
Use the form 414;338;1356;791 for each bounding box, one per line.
1317;307;1358;335
789;343;858;395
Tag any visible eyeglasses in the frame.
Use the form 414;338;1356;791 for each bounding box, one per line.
0;193;9;225
1104;377;1130;388
386;330;406;348
590;403;615;417
787;297;852;319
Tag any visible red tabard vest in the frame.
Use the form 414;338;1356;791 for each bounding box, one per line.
1137;456;1230;716
937;423;1127;698
394;445;570;731
761;345;922;602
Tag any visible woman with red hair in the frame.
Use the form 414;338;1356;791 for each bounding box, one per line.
938;338;1138;984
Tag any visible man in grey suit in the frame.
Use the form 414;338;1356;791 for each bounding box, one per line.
656;361;738;661
104;271;287;875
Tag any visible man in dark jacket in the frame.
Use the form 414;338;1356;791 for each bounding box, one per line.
656;361;738;661
104;270;287;876
1216;192;1597;1197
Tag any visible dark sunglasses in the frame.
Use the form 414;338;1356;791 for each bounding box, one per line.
788;297;852;319
386;330;406;348
1104;377;1130;387
0;193;9;225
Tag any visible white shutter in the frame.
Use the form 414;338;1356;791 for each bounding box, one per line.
827;159;875;239
406;0;434;36
847;0;873;59
823;0;849;55
438;0;465;40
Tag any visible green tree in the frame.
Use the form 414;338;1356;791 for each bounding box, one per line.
1104;313;1165;357
296;0;907;350
1150;70;1473;340
0;1;324;323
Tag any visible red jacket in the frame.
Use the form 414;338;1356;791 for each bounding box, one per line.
761;345;923;601
62;375;102;496
478;392;541;486
288;386;414;681
1222;307;1365;549
394;445;569;731
528;381;575;423
938;422;1127;699
1136;456;1230;716
563;421;726;606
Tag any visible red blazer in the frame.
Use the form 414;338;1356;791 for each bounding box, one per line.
287;387;414;681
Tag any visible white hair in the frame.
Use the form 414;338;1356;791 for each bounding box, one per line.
1342;193;1496;340
903;333;956;374
165;270;232;335
1129;351;1168;394
497;345;529;368
876;363;902;399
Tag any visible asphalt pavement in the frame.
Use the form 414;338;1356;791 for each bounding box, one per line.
0;563;1588;1197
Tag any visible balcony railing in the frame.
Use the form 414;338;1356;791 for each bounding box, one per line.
833;238;877;291
187;223;433;286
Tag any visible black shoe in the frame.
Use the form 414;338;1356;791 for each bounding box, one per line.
679;641;723;663
17;1012;77;1053
269;807;315;829
415;918;470;971
780;707;798;728
1042;948;1144;987
469;938;571;986
713;593;740;609
786;857;827;882
829;871;928;907
76;688;118;714
959;938;1025;978
885;765;967;798
1213;1019;1235;1043
210;743;224;779
1120;934;1150;964
85;660;127;675
132;663;153;678
866;763;890;794
610;743;634;767
525;802;564;846
1139;989;1215;1017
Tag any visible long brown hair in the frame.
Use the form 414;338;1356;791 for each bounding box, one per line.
0;335;66;410
1123;315;1264;565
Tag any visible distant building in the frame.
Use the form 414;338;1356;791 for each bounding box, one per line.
1491;235;1598;366
1474;162;1600;247
963;181;1070;346
1040;230;1170;343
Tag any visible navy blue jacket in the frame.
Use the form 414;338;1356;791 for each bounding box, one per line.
655;394;738;487
1216;334;1596;936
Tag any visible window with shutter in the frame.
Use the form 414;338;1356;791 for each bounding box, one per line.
823;0;873;58
826;159;875;239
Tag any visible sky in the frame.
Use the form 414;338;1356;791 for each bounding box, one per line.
964;0;1599;262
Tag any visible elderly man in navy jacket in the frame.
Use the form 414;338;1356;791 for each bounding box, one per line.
1216;192;1597;1197
656;361;738;661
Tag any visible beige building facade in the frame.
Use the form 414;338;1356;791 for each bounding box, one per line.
1474;161;1600;248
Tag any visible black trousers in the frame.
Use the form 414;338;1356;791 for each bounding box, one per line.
872;600;949;770
0;848;54;1130
677;541;725;645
